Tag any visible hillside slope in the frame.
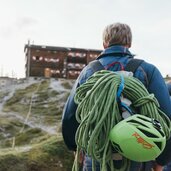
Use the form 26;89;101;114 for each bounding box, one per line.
0;77;75;171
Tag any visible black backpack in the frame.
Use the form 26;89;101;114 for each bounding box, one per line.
62;58;144;151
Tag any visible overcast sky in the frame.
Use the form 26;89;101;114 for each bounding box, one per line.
0;0;171;78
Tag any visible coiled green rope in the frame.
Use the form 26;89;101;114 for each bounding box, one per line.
72;70;171;171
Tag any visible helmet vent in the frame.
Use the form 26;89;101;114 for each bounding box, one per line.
152;119;165;137
111;142;123;153
137;115;151;123
127;120;148;128
137;128;158;138
155;128;165;137
154;141;162;150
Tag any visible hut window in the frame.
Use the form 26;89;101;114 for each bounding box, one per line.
32;56;43;61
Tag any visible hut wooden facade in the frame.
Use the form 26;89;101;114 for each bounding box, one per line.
24;44;102;79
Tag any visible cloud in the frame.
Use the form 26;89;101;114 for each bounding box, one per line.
0;16;38;39
15;17;38;30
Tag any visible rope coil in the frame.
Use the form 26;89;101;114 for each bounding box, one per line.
72;70;171;171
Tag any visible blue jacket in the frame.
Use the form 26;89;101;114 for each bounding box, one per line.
62;45;171;166
167;82;171;95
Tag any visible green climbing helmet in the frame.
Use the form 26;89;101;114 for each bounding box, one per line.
109;114;166;162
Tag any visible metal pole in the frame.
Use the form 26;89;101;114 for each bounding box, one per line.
27;41;31;78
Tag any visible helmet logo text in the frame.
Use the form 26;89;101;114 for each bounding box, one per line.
132;132;154;149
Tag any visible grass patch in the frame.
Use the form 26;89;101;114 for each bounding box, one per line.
15;128;47;146
0;91;9;101
0;136;74;171
60;80;75;89
3;80;54;115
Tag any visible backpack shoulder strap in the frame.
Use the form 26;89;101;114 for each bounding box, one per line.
88;60;104;73
125;58;144;73
125;58;149;88
89;58;144;75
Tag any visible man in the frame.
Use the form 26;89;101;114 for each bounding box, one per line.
167;82;171;97
62;22;171;171
163;82;171;171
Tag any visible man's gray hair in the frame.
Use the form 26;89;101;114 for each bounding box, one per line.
103;22;132;48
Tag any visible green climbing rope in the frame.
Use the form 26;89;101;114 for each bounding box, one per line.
72;70;171;171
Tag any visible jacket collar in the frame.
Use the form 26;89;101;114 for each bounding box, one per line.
97;45;134;59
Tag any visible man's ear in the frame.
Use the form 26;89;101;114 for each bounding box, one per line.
103;42;108;49
126;43;131;48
